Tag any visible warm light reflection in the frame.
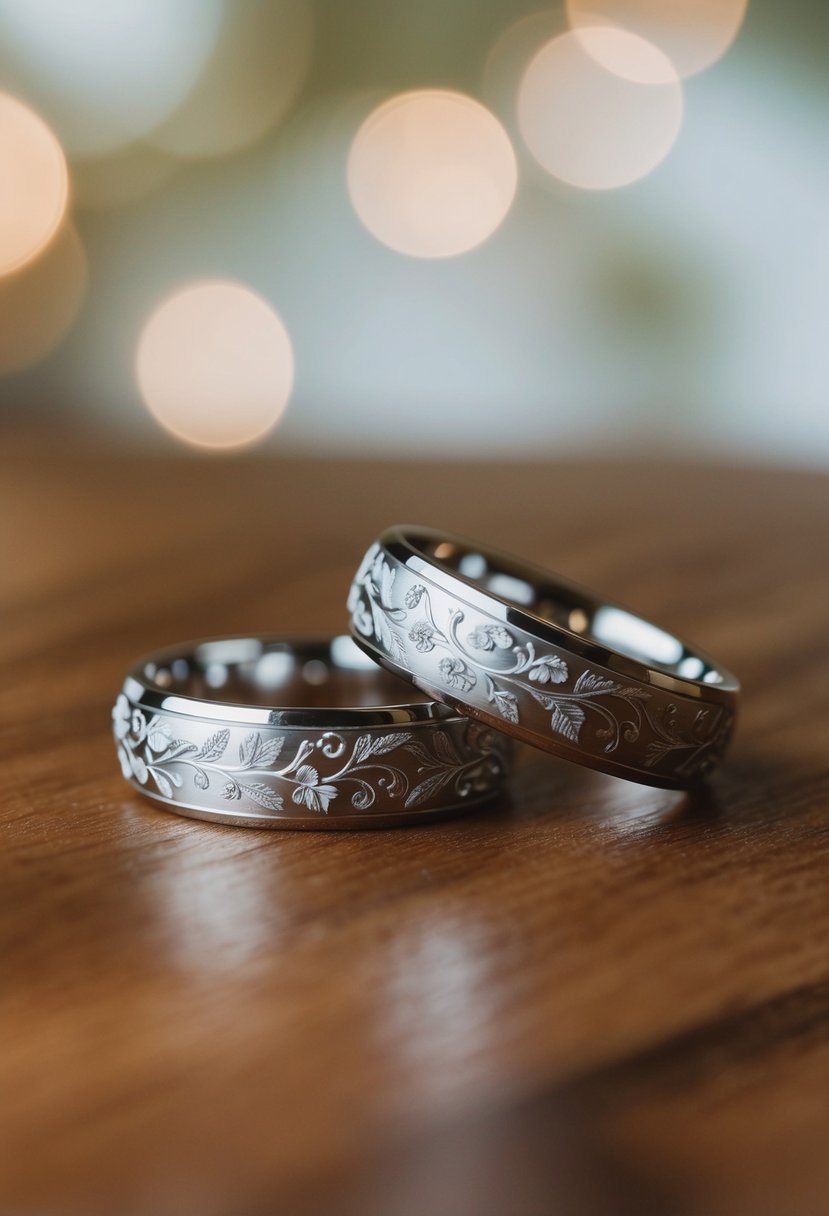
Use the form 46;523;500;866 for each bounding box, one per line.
135;280;294;451
518;28;683;190
567;0;749;80
0;0;222;156
0;91;68;276
150;0;313;159
145;828;283;975
347;89;517;258
380;916;499;1097
0;224;86;374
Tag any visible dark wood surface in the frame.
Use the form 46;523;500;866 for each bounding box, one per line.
2;430;828;1216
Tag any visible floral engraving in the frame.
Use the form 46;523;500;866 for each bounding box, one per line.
347;544;407;662
348;548;734;779
409;621;437;652
113;693;508;815
404;584;426;609
290;765;339;813
643;701;733;777
527;654;569;684
467;624;513;651
438;656;477;692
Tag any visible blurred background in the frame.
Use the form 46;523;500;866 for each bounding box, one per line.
0;0;826;464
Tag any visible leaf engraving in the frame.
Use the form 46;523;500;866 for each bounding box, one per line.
196;729;230;762
349;735;373;768
239;732;259;766
368;731;412;756
351;732;412;768
238;732;284;769
147;725;173;753
158;740;197;762
371;601;392;650
549;701;586;743
431;730;462;767
389;631;407;663
404;768;456;808
115;674;507;817
491;689;519;723
237;783;284;812
403;740;438;769
150;768;174;798
573;670;619;695
379;560;396;609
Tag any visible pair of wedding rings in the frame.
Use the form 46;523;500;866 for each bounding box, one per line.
113;526;739;829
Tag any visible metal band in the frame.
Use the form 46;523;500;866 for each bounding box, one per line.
112;635;511;828
348;527;740;789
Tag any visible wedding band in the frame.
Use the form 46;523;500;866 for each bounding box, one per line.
348;527;739;789
112;635;510;828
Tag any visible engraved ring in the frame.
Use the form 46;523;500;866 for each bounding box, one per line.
112;635;511;828
348;527;740;789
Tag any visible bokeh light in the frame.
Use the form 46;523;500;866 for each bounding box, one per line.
71;142;176;211
135;280;294;451
0;0;222;157
518;28;683;190
567;0;749;80
347;89;517;258
0;90;68;276
149;0;313;160
482;10;568;119
0;224;86;374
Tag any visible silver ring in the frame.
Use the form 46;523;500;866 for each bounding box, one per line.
348;527;739;789
112;635;511;828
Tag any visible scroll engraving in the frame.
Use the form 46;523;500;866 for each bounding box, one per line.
348;543;733;780
113;693;508;815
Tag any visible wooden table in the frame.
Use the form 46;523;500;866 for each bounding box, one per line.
2;431;828;1216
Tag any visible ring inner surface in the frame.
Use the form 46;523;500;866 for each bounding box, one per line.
409;534;727;687
143;637;429;709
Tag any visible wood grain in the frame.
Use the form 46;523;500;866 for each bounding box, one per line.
2;429;828;1216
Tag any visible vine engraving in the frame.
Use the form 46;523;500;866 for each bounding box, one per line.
348;544;733;779
113;692;507;815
